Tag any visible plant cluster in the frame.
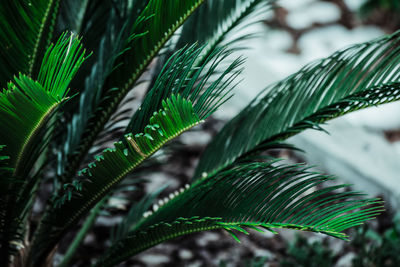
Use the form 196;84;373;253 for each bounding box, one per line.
1;0;399;266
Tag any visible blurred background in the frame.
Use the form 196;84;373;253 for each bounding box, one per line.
71;0;400;266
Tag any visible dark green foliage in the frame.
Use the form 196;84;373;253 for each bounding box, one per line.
352;215;400;267
195;31;400;179
242;256;269;267
62;0;207;183
0;0;60;86
126;44;243;133
56;1;140;179
30;42;243;264
280;214;400;267
176;0;275;66
0;33;87;176
361;0;400;15
0;33;87;265
281;235;335;267
95;161;382;266
0;0;395;266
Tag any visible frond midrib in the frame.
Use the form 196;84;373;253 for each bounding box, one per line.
28;0;58;76
197;81;400;181
97;217;361;267
121;0;205;95
96;218;221;267
12;101;59;177
62;119;204;232
195;0;265;67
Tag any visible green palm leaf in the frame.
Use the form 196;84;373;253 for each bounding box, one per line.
0;33;87;264
0;0;60;86
62;0;206;182
176;0;275;66
194;31;400;179
30;43;242;265
57;4;139;180
0;75;61;176
56;0;147;94
30;95;205;264
95;161;382;266
0;33;87;177
151;0;274;101
126;44;243;134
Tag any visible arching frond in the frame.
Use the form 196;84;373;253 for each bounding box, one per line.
0;33;87;177
126;44;244;134
56;0;148;95
176;0;275;66
0;0;60;86
0;34;87;264
31;94;228;264
31;41;242;265
151;0;275;101
95;161;382;266
0;76;59;178
57;8;134;179
195;31;400;179
62;0;206;183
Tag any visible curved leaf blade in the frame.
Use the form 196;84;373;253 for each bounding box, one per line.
195;31;400;179
30;95;203;264
0;0;60;85
96;161;382;266
63;0;206;182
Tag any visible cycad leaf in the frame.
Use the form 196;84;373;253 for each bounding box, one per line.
56;0;147;95
0;0;60;86
126;44;244;134
0;33;87;177
0;76;60;177
195;31;400;179
57;1;141;179
31;95;211;264
63;0;206;181
31;42;242;264
151;0;274;103
176;0;275;66
95;161;382;266
0;34;87;264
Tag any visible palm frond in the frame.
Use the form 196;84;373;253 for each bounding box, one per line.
62;0;206;182
195;31;400;179
0;0;60;86
31;92;230;265
0;76;62;178
55;1;148;183
0;34;87;264
0;33;87;177
150;0;274;98
126;44;243;134
57;7;136;180
95;161;382;266
56;0;147;94
176;0;275;66
32;45;241;263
